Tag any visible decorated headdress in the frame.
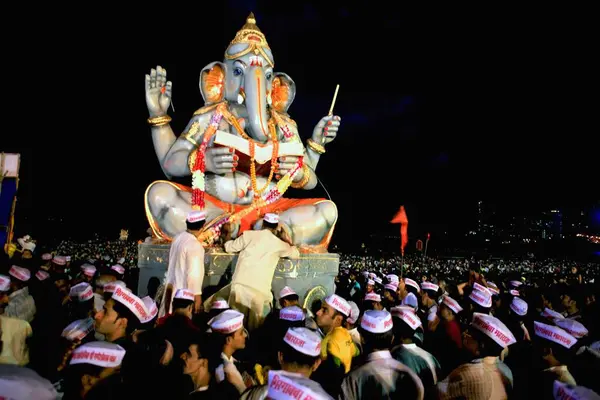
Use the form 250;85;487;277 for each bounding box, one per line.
225;13;274;68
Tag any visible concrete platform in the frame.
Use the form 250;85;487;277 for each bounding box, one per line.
137;243;339;309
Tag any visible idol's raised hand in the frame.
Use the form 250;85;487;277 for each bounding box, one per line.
145;65;172;117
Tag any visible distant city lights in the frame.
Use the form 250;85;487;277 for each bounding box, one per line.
576;233;600;244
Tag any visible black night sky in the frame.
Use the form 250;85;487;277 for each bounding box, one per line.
2;2;597;245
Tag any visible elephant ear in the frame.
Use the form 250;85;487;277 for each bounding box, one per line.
271;72;296;113
199;62;226;104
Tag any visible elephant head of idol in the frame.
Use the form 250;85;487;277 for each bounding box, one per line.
198;13;296;143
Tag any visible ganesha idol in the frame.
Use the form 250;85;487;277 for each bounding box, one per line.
144;13;340;252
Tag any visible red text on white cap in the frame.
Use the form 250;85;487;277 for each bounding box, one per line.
471;313;516;348
325;294;351;317
267;370;323;400
279;306;305;322
9;265;30;282
394;307;422;330
174;289;195;301
209;310;245;334
364;292;381;302
360;310;394;334
70;341;126;368
279;286;297;299
469;289;492;308
112;287;149;322
534;321;577;349
283;327;321;357
442;296;463;314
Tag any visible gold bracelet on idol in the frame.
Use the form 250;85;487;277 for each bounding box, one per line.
147;115;172;126
307;138;326;154
291;164;311;189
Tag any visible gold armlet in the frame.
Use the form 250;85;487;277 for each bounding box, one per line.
307;139;326;155
185;136;198;146
291;164;311;189
147;115;172;127
184;122;201;147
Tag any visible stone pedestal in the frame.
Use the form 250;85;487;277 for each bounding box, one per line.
137;243;339;309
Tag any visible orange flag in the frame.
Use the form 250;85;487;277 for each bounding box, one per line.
391;206;409;256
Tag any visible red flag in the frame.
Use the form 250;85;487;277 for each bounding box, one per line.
391;206;409;256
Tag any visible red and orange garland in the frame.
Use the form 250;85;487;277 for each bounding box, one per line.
190;105;225;210
197;159;302;244
189;103;303;245
249;120;279;198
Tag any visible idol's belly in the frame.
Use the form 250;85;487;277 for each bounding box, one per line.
205;172;277;205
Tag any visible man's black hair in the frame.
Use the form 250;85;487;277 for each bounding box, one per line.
186;219;206;231
172;298;194;311
112;300;141;335
279;294;299;305
279;340;320;367
263;221;278;230
392;317;415;342
468;327;504;357
359;327;394;351
334;309;348;326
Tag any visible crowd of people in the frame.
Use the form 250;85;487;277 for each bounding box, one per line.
1;229;599;399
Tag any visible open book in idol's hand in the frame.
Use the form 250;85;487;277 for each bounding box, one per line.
213;130;304;176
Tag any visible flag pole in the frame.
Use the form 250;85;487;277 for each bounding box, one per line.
401;253;404;279
391;205;409;280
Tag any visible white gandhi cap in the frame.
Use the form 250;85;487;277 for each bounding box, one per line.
70;341;126;368
208;309;245;334
360;309;394;334
211;298;230;310
279;306;305;322
469;288;492;308
267;370;332;400
140;296;158;324
69;282;94;302
187;210;207;223
174;288;195;301
442;295;463;314
510;297;528;316
111;286;150;323
364;292;381;302
279;286;297;299
324;294;351;317
471;313;516;348
0;274;10;292
554;319;588;339
264;213;279;224
62;318;95;342
9;265;30;282
391;306;422;330
283;327;322;357
347;301;361;325
534;321;577;349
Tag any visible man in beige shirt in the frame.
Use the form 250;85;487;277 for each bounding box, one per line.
223;213;300;331
0;274;32;366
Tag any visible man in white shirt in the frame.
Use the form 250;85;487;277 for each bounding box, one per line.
222;213;300;331
159;210;206;317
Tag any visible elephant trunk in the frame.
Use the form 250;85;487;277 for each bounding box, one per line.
244;66;270;143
